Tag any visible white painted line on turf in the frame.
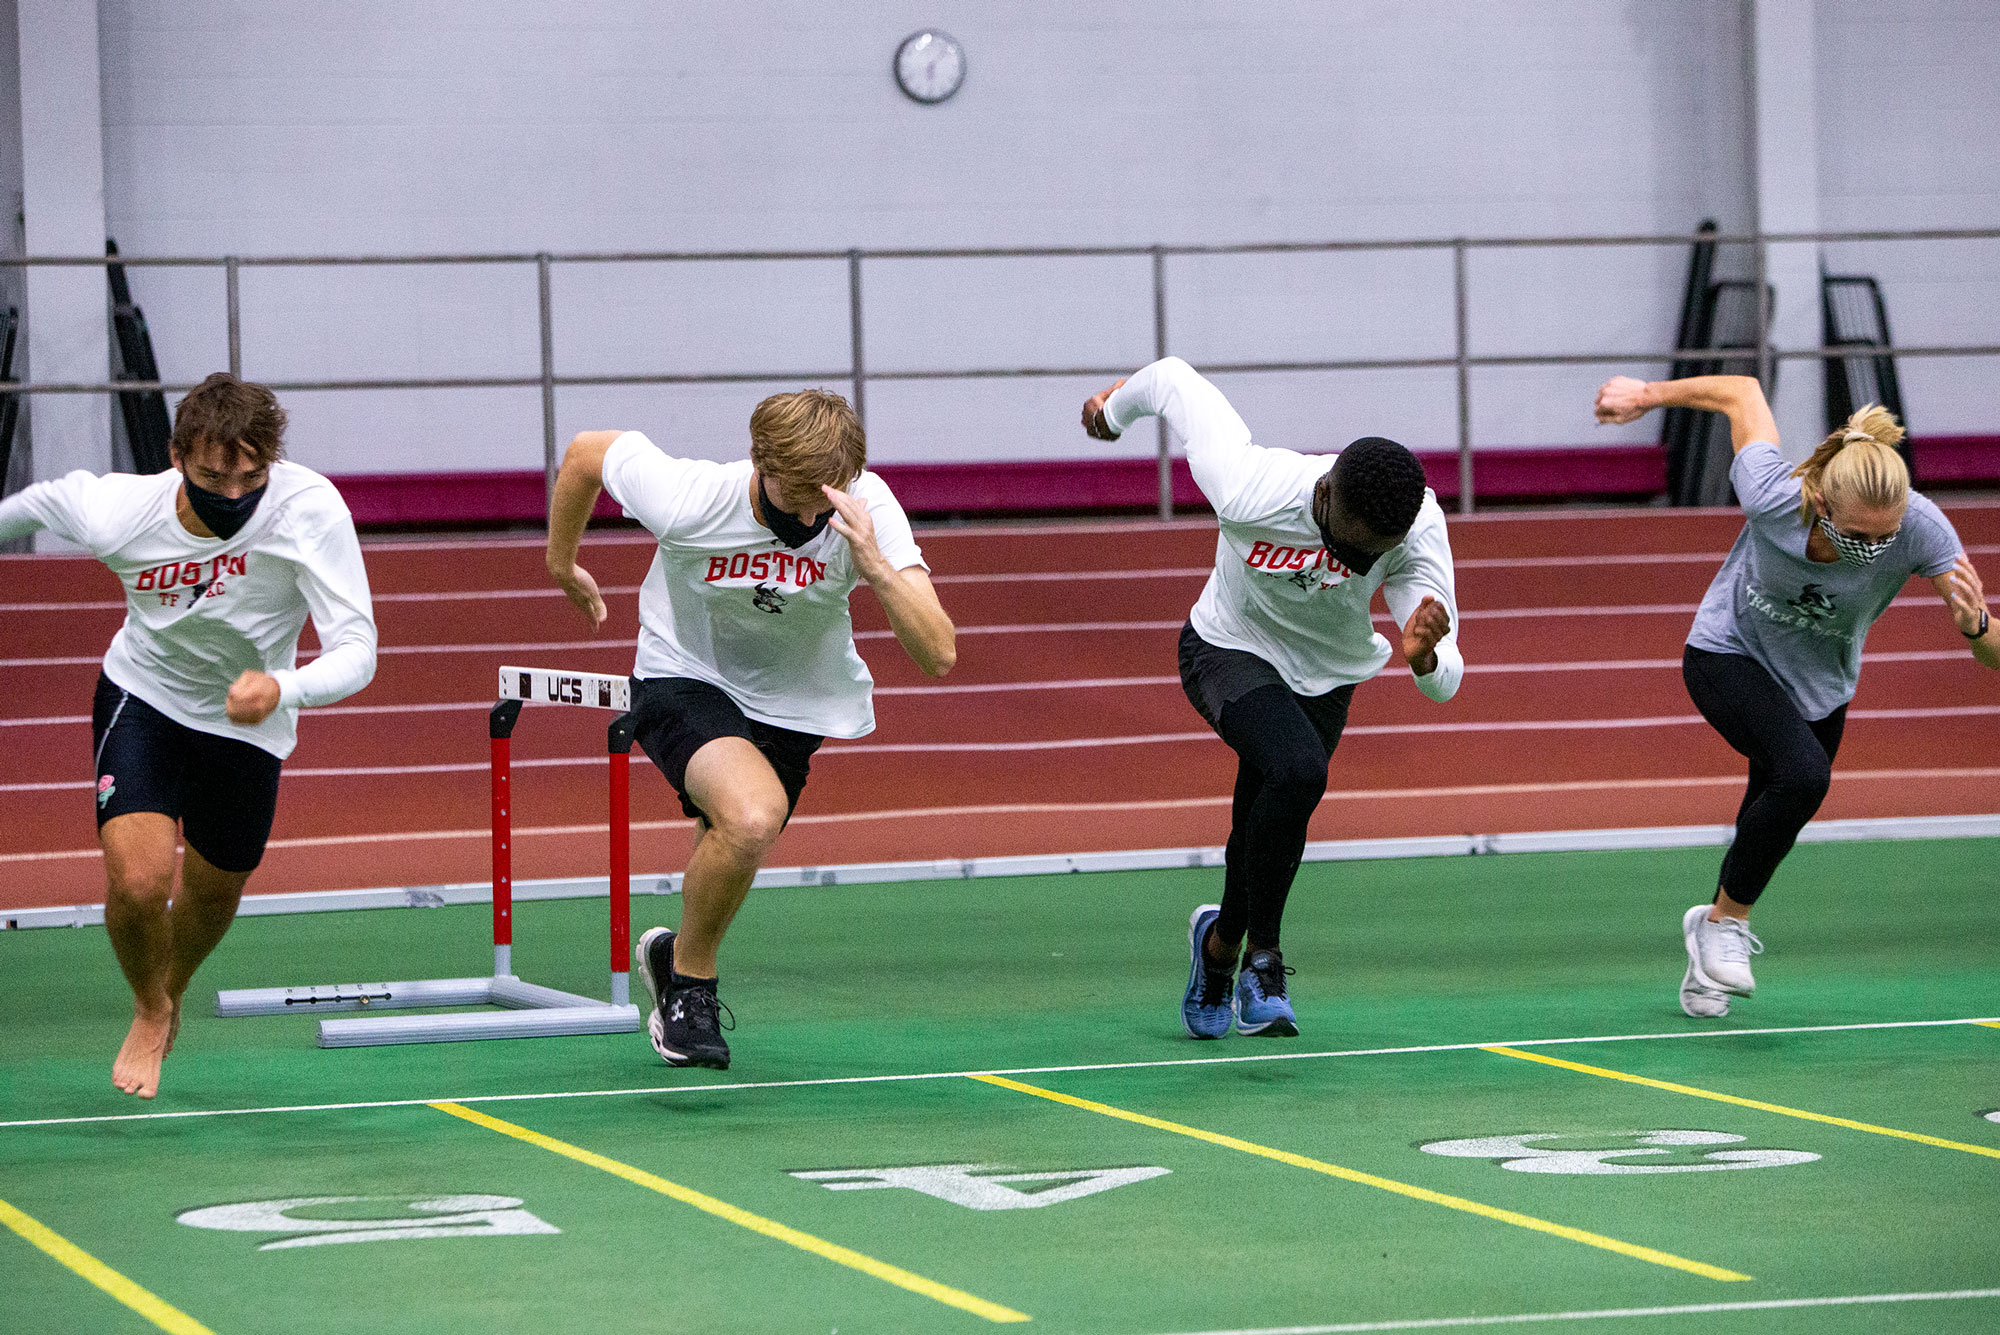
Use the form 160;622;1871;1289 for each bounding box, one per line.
3;1016;1994;1131
9;812;1998;923
6;773;1999;863
1148;1287;2000;1335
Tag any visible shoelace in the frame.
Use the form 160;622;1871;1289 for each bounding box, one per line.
1245;952;1295;1000
673;987;737;1034
1710;917;1763;967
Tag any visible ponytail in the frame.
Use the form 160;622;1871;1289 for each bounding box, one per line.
1792;403;1909;525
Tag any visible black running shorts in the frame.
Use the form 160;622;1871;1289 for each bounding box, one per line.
629;676;823;824
1177;623;1355;752
89;674;284;873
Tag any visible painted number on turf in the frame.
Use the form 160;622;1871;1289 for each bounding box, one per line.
1419;1130;1820;1174
792;1163;1170;1210
176;1194;559;1249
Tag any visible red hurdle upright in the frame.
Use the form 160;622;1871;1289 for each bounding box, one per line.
215;666;643;1046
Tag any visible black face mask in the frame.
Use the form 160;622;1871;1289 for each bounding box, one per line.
1312;481;1392;575
182;471;268;540
758;476;831;549
1321;535;1384;576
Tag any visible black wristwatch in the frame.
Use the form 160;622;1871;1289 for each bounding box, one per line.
1967;607;1990;640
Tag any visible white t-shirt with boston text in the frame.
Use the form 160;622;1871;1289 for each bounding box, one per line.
599;431;927;739
1103;357;1463;701
0;463;378;758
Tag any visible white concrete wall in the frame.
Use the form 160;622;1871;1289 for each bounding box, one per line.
1817;0;2000;440
69;0;1988;481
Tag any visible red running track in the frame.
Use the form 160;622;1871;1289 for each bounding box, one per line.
3;504;1997;911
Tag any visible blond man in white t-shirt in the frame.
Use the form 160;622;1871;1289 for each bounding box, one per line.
545;389;955;1069
0;373;377;1099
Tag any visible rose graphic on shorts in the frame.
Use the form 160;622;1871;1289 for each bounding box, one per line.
97;775;116;809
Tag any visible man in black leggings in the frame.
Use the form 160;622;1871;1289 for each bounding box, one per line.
1084;358;1461;1038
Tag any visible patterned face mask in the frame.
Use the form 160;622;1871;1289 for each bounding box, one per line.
1816;511;1897;567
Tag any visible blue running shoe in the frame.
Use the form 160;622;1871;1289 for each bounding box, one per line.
1234;948;1298;1037
1181;905;1235;1039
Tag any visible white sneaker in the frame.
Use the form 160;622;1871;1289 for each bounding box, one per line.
1682;904;1762;997
1679;962;1730;1017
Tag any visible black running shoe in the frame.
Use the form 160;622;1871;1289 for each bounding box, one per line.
634;926;733;1069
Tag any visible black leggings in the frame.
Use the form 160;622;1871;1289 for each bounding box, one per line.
1213;683;1352;951
1682;647;1847;905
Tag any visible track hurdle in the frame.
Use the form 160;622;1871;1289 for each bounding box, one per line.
215;666;644;1047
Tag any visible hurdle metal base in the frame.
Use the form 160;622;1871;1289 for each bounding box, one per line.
214;975;641;1048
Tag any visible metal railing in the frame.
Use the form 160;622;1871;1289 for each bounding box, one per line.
4;225;1997;516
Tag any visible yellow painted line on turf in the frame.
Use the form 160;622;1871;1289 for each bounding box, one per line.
965;1074;1748;1282
1484;1046;2000;1159
428;1101;1029;1323
0;1196;217;1335
1977;1021;2000;1030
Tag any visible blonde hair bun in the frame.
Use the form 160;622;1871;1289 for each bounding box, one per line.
1791;403;1910;524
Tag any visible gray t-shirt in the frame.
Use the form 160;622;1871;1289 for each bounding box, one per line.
1687;441;1961;720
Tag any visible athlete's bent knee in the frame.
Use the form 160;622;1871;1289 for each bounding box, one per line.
1261;759;1330;812
105;859;174;909
707;799;788;859
1773;754;1833;814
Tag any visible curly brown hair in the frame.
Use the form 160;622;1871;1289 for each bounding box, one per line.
748;388;865;489
170;372;288;467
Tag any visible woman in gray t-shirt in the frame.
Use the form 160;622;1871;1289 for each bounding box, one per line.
1596;374;1995;1019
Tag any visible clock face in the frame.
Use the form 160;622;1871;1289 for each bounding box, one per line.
895;30;964;104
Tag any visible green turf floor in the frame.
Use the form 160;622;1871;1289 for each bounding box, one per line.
3;837;1998;1333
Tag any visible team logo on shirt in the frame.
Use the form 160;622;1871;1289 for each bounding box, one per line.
1786;584;1837;621
97;775;116;809
752;583;787;614
1244;540;1355;591
703;551;829;588
135;555;246;607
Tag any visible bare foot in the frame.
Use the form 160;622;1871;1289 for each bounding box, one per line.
112;1009;173;1099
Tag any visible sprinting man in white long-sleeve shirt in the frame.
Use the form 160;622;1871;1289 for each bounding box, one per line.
0;373;377;1099
1083;357;1461;1040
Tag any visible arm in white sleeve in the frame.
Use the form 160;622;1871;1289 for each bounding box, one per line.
1380;503;1463;703
0;473;100;547
272;514;378;709
1103;357;1287;522
0;489;44;543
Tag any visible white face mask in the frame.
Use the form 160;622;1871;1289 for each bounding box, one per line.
1815;511;1897;568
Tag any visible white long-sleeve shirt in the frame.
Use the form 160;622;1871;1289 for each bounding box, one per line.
1104;357;1463;701
0;463;378;758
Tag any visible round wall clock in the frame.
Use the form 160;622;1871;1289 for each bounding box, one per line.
895;30;965;104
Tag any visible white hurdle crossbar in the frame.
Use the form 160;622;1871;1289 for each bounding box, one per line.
215;666;644;1047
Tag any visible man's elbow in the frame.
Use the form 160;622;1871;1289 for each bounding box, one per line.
559;431;619;484
922;637;957;678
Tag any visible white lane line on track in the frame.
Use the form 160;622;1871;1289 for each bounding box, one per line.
5;649;1978;730
8;767;1999;859
1;1015;1991;1131
1151;1288;2000;1335
9;544;1996;613
6;596;1968;667
8;707;1999;792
